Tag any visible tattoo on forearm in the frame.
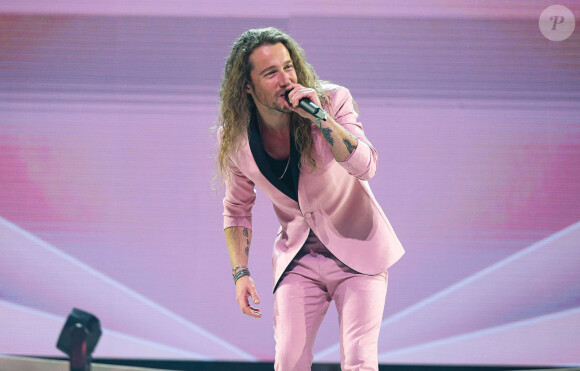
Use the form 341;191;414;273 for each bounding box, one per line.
343;138;356;154
243;228;250;256
321;127;334;146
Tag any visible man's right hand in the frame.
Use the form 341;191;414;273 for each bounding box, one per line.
235;275;262;318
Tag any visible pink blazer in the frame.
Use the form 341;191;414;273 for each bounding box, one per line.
222;85;405;291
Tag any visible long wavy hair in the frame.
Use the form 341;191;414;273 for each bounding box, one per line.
215;27;328;181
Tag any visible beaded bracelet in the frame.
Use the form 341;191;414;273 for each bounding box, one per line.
233;268;251;284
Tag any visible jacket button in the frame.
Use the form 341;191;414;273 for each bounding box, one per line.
304;212;312;219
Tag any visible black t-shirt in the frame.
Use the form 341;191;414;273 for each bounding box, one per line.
247;110;301;203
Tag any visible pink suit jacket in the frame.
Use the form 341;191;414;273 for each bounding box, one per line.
222;84;405;291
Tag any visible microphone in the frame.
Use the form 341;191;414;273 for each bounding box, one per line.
285;89;327;121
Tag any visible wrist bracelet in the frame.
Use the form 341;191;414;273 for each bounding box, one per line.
233;268;251;284
232;265;247;274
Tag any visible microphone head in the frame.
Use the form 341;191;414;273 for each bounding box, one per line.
284;89;293;103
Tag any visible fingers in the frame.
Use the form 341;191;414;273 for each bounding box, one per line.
249;287;261;305
239;294;262;318
235;277;262;318
242;303;262;318
285;84;321;120
287;85;318;108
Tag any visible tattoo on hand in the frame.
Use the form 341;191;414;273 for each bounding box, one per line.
245;246;249;256
243;228;248;237
343;138;356;154
321;127;334;146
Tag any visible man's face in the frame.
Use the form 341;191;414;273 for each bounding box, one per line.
246;42;297;114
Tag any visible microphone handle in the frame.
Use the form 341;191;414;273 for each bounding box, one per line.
298;99;321;117
285;90;326;120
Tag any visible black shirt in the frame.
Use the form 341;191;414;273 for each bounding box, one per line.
247;109;301;203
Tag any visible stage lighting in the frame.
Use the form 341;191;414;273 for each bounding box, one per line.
56;308;102;371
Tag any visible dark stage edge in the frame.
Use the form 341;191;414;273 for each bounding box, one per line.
39;358;578;371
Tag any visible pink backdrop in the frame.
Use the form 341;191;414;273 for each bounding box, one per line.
1;0;579;367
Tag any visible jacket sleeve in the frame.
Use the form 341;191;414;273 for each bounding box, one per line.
218;128;256;230
329;86;379;181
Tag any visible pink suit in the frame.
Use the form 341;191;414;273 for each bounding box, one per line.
222;84;404;370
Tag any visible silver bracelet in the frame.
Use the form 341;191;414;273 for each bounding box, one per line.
233;268;250;284
232;265;247;274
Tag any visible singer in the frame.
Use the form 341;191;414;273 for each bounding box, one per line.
215;27;404;371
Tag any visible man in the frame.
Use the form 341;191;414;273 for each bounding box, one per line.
216;27;404;370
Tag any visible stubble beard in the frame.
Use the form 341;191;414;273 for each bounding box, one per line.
252;90;292;115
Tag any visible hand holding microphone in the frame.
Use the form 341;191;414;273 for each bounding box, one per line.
284;88;328;122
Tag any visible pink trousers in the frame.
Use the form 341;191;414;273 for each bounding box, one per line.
273;233;388;371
